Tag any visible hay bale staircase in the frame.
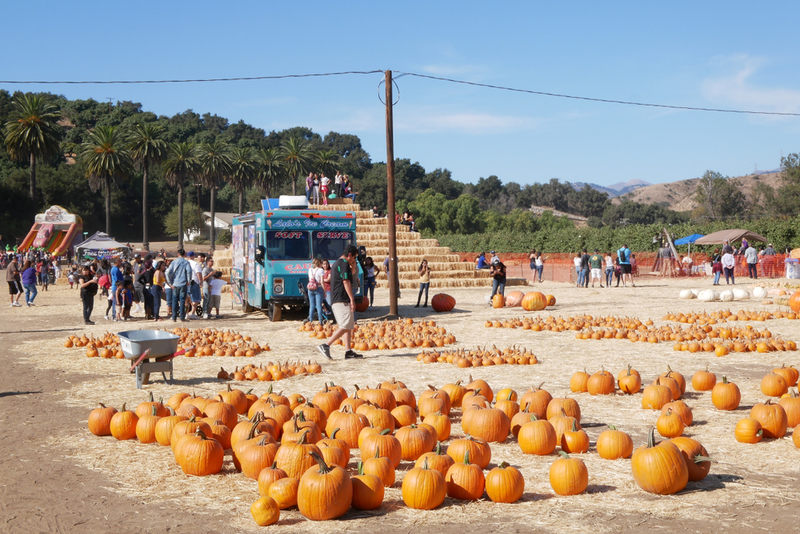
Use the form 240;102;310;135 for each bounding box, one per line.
311;202;527;290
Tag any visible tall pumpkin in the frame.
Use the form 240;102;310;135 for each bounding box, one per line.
297;451;352;520
491;294;505;309
402;458;446;510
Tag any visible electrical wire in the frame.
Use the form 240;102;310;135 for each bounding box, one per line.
396;72;800;117
0;70;384;85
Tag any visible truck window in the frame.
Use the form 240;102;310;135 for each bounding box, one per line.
312;231;355;260
266;231;310;260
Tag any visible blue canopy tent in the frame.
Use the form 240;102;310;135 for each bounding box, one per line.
673;234;705;257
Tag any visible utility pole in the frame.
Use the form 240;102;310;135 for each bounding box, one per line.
385;70;399;317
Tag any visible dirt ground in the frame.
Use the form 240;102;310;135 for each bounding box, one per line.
2;275;800;534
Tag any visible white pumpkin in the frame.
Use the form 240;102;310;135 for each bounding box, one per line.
719;290;734;302
732;288;749;300
752;287;767;299
691;289;700;297
698;289;717;302
679;289;696;299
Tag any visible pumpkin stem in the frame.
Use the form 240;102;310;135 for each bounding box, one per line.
257;434;271;446
498;461;510;469
462;450;471;465
422;457;430;470
330;428;340;439
607;424;618;431
646;427;657;448
195;429;209;440
557;451;570;459
379;428;391;435
374;447;381;459
120;403;127;412
148;391;155;402
297;429;310;445
434;442;443;455
151;405;158;416
530;414;538;422
357;460;365;476
722;376;729;384
309;450;333;474
694;455;715;464
570;419;578;432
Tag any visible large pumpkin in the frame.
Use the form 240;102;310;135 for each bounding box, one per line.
789;291;800;313
355;298;370;313
491;294;505;309
431;294;456;313
631;428;688;495
521;292;547;311
297;451;352;520
505;291;525;307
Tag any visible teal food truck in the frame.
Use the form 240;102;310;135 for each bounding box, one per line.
231;196;363;321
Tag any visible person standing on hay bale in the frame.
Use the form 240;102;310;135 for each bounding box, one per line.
416;259;431;308
318;244;363;360
489;256;506;302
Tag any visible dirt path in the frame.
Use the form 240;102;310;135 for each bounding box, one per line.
2;277;800;533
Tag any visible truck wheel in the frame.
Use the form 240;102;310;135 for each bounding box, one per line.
242;299;254;313
268;301;281;322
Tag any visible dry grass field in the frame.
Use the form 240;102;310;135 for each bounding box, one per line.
3;275;800;533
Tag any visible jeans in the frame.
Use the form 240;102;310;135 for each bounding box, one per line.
202;289;210;316
190;282;201;304
172;284;188;320
366;276;376;306
23;283;37;304
491;279;505;298
724;267;735;284
142;285;154;314
417;282;429;306
150;285;162;318
605;267;613;286
537;265;543;281
308;287;325;322
577;269;585;287
748;263;758;278
713;271;721;285
580;268;589;287
82;293;94;322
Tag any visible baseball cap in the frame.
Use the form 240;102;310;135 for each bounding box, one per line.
187;251;195;257
490;250;496;254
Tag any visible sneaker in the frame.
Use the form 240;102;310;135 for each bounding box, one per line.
203;314;210;319
172;318;177;322
215;314;220;319
84;320;95;325
13;302;22;307
104;314;109;320
180;318;189;323
26;303;31;307
317;343;332;360
344;350;364;359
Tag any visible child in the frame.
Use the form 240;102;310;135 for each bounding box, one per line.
208;271;227;319
105;285;115;321
68;268;76;289
122;280;134;320
114;281;124;321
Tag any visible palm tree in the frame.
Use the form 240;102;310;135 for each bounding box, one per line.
280;137;311;195
163;142;199;250
79;125;134;234
313;149;340;182
229;146;255;214
3;93;62;200
196;138;232;250
255;147;285;199
129;122;167;251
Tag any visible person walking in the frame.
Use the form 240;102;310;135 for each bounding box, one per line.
306;257;326;324
722;249;736;285
489;256;506;301
77;265;99;325
21;260;38;306
617;244;634;287
745;242;758;279
166;249;193;322
589;249;604;288
317;245;363;360
416;259;431;308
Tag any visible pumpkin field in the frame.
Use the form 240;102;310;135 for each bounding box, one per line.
4;277;800;533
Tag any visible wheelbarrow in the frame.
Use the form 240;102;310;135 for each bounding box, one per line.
118;330;190;389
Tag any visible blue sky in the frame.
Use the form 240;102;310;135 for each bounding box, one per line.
3;1;800;189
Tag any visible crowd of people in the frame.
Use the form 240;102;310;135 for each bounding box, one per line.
306;171;357;205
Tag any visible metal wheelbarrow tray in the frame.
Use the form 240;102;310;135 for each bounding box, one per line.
118;330;181;389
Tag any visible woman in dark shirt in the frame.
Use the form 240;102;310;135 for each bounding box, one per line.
136;260;155;319
77;266;98;324
21;260;38;306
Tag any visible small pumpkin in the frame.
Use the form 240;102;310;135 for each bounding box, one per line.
596;425;633;460
711;377;741;411
485;462;524;503
691;366;716;391
110;403;139;441
734;418;763;444
518;415;557;456
549;452;588;495
750;399;788;439
268;477;299;510
250;496;280;526
351;461;384;510
445;450;485;501
88;403;117;436
491;293;505;309
402;457;446;510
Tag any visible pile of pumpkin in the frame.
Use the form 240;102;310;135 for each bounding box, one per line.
170;327;269;357
299;318;456;351
491;290;555;311
217;361;322;382
663;309;796;324
64;332;125;359
416;347;539;367
485;314;654;331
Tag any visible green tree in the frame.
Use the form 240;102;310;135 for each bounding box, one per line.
129;122;167;250
775;153;800;216
693;170;746;220
313;149;340;184
255;147;285;199
3;93;62;200
197;139;232;249
79;125;134;234
163;142;199;250
229;146;255;214
163;201;201;238
280;137;312;196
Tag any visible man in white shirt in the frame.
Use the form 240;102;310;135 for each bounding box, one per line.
186;251;203;319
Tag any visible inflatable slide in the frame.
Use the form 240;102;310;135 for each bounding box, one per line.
19;205;83;256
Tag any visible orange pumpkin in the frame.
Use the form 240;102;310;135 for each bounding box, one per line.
504;291;525;307
521;292;547;311
431;294;456;312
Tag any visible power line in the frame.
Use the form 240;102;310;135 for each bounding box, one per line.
0;70;384;85
396;72;800;117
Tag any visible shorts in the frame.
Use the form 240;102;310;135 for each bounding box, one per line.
591;268;602;279
209;294;221;310
331;302;355;330
621;264;632;274
8;281;21;295
190;282;201;303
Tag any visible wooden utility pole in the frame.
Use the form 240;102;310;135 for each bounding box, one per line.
385;70;399;316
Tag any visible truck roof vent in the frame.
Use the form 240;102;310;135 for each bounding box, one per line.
278;195;309;209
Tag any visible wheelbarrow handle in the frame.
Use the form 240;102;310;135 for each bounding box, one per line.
156;346;194;362
129;348;152;371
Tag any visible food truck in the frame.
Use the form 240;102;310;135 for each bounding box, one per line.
231;196;363;321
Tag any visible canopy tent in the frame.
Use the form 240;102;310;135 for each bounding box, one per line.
73;231;131;260
674;234;705;245
694;229;768;245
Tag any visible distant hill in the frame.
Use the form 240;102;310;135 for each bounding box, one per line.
568;179;651;198
612;172;784;212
